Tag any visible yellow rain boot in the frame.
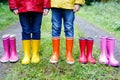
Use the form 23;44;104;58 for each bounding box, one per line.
21;40;31;64
31;40;40;63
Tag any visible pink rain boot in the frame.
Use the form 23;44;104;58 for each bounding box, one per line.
99;37;109;65
106;38;119;67
9;34;18;62
0;34;10;62
78;37;87;64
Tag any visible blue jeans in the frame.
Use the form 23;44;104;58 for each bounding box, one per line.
51;8;75;38
19;12;43;40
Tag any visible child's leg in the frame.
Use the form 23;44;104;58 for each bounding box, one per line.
19;13;31;40
63;9;75;38
19;13;31;64
30;12;43;63
51;8;62;38
31;12;43;40
63;10;75;64
50;8;62;63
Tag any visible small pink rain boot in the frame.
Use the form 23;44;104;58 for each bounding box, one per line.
99;37;109;65
9;34;18;62
106;37;119;67
0;34;10;62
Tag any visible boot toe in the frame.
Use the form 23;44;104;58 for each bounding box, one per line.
99;59;109;65
0;57;9;63
21;61;30;64
31;59;40;64
9;58;18;62
109;62;119;67
90;60;96;64
109;61;119;67
9;55;19;62
31;57;40;64
0;59;9;63
50;59;58;63
88;58;96;64
66;58;74;64
78;57;87;64
21;58;30;64
50;55;59;63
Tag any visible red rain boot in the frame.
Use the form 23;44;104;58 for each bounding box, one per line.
86;37;96;64
78;37;87;64
9;34;18;62
0;34;10;62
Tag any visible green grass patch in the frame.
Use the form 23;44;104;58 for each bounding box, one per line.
77;2;120;39
0;3;18;30
5;13;120;80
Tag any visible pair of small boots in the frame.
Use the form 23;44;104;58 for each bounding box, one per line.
50;38;74;64
78;37;96;64
99;37;119;67
21;40;40;64
0;34;18;63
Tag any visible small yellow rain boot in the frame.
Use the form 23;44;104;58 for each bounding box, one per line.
21;40;31;64
31;40;40;63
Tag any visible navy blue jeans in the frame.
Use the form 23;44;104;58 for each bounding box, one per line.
19;12;43;40
51;8;75;38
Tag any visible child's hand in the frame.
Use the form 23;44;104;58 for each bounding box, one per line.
13;9;18;15
73;5;80;12
43;9;49;16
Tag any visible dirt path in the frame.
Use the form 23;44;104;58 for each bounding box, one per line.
0;16;120;79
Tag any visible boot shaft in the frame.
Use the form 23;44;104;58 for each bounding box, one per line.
2;34;10;55
31;40;40;53
52;38;60;54
9;35;17;54
2;34;10;51
79;37;86;56
100;36;107;53
22;40;31;55
66;38;73;53
86;37;94;56
106;37;115;56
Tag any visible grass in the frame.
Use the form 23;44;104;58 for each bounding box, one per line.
77;2;120;39
0;3;18;30
5;13;120;80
